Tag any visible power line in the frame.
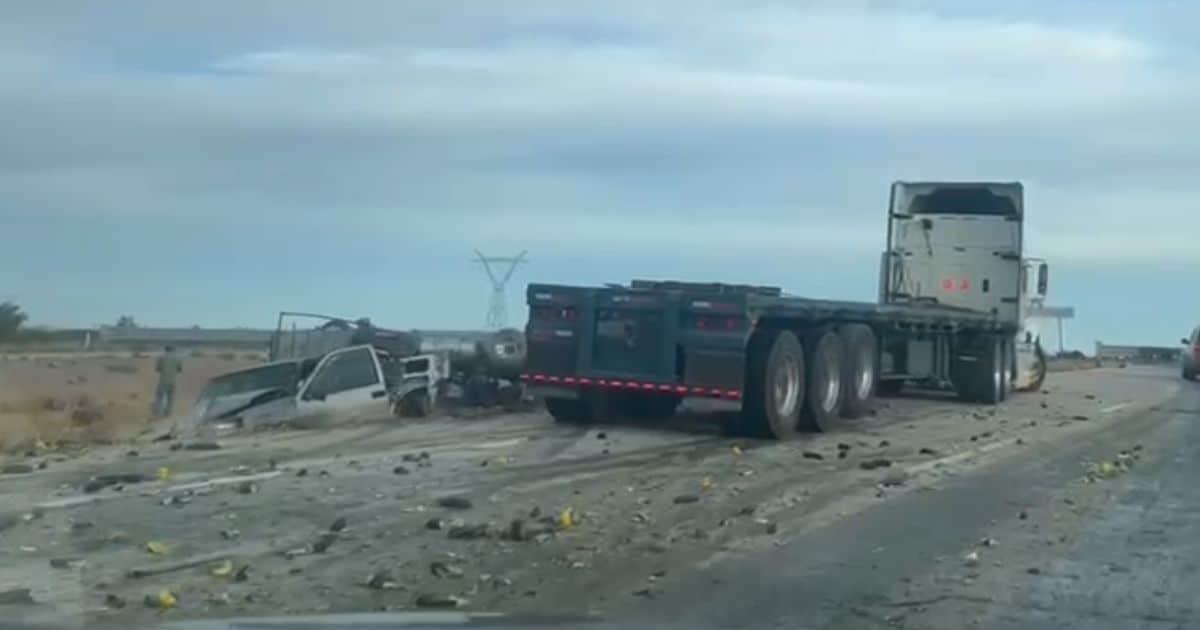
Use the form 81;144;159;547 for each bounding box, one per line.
473;250;527;329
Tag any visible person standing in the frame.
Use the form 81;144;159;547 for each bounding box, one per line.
154;346;183;418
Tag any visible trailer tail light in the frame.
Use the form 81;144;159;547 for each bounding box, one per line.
521;372;741;400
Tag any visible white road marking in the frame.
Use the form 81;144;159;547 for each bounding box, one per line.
1101;402;1131;414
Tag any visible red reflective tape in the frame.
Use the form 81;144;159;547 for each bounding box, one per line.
641;383;655;391
608;381;622;388
626;382;641;390
657;384;672;392
726;389;742;399
675;386;689;394
547;375;560;383
709;388;722;396
578;377;592;385
532;374;546;382
520;374;531;381
562;376;576;384
691;387;705;394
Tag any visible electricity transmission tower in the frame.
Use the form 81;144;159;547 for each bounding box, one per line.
474;250;527;329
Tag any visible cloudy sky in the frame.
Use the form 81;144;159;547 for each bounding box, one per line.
2;1;1197;348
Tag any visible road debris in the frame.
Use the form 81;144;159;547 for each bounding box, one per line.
673;494;700;505
104;594;126;609
49;557;85;570
430;561;464;579
366;570;402;590
0;588;34;605
393;466;410;475
558;507;577;529
880;471;908;487
964;551;980;567
312;532;338;553
329;517;348;532
447;524;490;540
211;560;235;578
918;447;940;456
145;541;171;555
144;590;177;610
802;451;824;461
860;459;893;470
415;593;466;608
437;496;473;510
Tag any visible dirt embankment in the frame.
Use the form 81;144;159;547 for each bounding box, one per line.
0;352;260;455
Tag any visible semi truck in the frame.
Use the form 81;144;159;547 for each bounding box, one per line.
522;181;1050;439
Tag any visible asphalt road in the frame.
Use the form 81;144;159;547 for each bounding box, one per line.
623;366;1196;629
0;364;1186;630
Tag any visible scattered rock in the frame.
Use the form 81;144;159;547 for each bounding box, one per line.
1019;509;1028;521
312;532;338;553
143;590;177;610
964;551;980;567
104;593;126;609
596;432;607;440
425;518;446;531
430;561;464;579
632;588;658;599
837;450;848;459
392;466;410;475
802;451;824;461
437;496;473;510
2;464;34;475
1026;567;1042;575
183;442;222;451
236;481;258;495
447;524;490;540
673;494;700;505
366;570;401;590
880;471;909;487
766;522;779;535
980;537;998;547
837;443;851;451
859;458;892;470
1072;415;1090;422
415;593;465;608
1084;394;1096;400
878;440;890;447
49;557;85;570
918;447;940;457
1040;401;1049;409
295;468;308;477
220;529;241;540
330;517;348;532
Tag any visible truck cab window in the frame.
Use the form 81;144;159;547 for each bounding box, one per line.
307;348;378;396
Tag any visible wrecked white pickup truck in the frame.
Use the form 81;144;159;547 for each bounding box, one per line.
189;344;450;434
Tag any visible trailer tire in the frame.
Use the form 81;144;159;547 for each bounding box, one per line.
960;333;1008;403
743;328;804;440
1022;343;1047;392
546;398;589;424
837;324;876;419
800;328;846;431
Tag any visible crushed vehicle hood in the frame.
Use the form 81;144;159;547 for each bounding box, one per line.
194;387;292;423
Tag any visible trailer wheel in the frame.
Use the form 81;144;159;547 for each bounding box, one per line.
837;324;876;419
546;398;589;424
800;328;846;431
960;338;1008;403
999;339;1013;401
743;328;804;439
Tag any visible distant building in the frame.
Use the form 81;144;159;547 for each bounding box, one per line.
1094;342;1181;363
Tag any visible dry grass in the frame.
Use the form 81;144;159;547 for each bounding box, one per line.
0;352;259;454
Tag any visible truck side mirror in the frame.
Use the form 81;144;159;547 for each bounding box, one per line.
1036;263;1049;296
1183;338;1190;345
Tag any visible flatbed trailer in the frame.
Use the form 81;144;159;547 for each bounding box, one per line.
522;182;1050;439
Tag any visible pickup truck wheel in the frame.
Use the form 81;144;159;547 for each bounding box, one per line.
404;392;432;418
743;329;804;440
546;397;589;424
837;324;876;419
800;328;846;431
